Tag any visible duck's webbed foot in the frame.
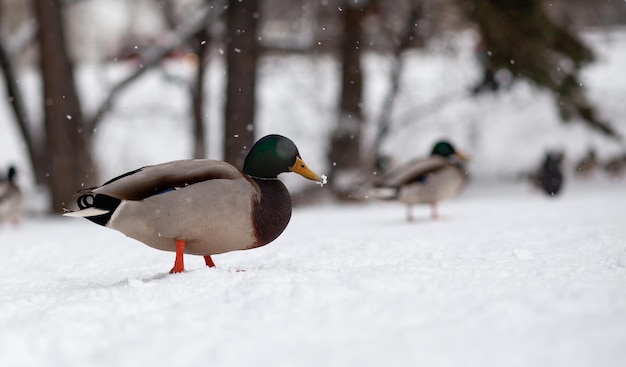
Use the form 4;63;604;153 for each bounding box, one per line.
204;255;216;268
170;239;186;274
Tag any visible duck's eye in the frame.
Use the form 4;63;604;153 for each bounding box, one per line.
78;194;95;209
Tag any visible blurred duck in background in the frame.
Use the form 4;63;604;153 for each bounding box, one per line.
533;150;564;197
604;153;626;178
369;140;469;221
573;148;598;178
0;165;23;226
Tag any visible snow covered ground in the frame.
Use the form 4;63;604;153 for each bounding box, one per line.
1;178;625;367
1;26;626;367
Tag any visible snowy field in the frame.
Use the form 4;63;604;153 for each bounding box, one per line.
1;26;626;367
1;178;625;367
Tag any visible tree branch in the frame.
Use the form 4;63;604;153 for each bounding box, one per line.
371;1;423;165
85;0;227;134
459;0;619;140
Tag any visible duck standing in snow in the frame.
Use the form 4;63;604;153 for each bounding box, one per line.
64;135;326;273
0;165;23;226
370;140;469;221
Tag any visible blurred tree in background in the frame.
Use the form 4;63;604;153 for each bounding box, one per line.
224;0;259;169
459;0;618;137
0;0;624;211
0;0;224;212
327;0;369;191
158;0;212;160
33;0;95;212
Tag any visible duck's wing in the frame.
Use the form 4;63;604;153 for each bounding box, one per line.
376;157;449;187
87;159;243;201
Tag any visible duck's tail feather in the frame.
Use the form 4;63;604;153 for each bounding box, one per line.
63;207;110;218
63;193;121;226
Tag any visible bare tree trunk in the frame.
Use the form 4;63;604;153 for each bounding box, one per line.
224;0;259;169
328;2;367;190
0;29;47;185
191;34;209;159
33;0;97;212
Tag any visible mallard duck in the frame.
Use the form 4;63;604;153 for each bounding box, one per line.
64;135;326;273
0;165;23;225
370;140;469;221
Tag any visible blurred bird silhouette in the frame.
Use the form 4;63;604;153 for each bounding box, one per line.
0;165;23;226
604;153;626;178
533;151;564;196
574;148;597;178
369;140;469;221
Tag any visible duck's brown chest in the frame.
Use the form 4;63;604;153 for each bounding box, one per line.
250;178;292;247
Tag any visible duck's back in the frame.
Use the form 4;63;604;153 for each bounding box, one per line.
378;157;449;187
397;164;466;204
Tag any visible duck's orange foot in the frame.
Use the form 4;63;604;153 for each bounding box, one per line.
204;255;216;268
169;265;185;274
170;239;186;274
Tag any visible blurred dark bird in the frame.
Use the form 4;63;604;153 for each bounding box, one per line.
604;153;626;178
534;151;564;196
369;141;469;221
0;165;23;225
574;148;597;178
63;135;325;273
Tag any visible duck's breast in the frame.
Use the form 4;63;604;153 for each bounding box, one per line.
249;178;292;248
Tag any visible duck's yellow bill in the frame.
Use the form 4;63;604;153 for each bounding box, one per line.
455;151;470;161
290;157;325;184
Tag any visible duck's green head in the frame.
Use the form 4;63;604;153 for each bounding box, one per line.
243;134;324;182
431;140;468;161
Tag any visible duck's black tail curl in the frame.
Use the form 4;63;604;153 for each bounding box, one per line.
70;193;121;226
